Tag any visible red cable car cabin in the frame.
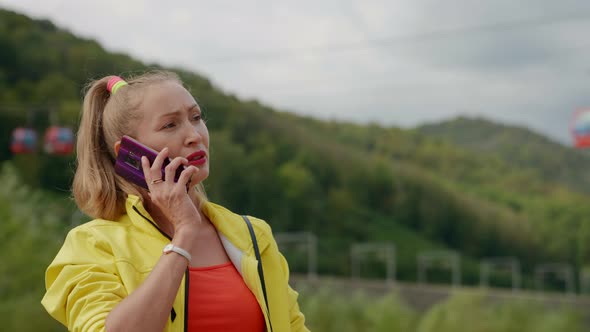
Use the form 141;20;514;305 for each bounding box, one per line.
11;127;38;154
44;126;74;155
571;109;590;148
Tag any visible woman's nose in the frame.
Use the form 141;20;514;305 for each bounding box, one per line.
184;123;202;145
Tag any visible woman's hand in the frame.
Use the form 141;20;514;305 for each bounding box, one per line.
141;147;201;233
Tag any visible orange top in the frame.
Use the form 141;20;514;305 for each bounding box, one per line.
187;262;265;332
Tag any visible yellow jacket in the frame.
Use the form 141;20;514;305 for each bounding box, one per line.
42;195;309;332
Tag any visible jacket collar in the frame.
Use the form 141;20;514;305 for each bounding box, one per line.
125;194;170;241
124;195;270;254
201;202;270;254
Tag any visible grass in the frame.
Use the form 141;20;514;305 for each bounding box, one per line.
297;286;587;332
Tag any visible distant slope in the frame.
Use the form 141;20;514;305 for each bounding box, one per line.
417;116;590;194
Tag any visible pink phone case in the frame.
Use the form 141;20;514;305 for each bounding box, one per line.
114;135;184;189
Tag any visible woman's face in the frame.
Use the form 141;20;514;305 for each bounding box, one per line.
133;81;210;184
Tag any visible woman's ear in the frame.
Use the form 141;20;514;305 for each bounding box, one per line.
114;141;121;157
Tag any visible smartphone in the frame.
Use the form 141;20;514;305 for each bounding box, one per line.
114;135;184;189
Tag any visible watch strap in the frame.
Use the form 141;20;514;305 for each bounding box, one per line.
163;243;192;263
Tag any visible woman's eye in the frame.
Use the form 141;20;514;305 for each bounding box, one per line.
192;114;202;122
162;122;176;129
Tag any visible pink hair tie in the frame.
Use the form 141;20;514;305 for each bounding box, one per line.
106;76;128;94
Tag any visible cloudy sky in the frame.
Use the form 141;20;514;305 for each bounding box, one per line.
2;0;590;145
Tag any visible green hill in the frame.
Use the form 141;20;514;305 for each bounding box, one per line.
417;116;590;194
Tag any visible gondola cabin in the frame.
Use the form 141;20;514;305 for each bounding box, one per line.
44;126;74;155
571;109;590;148
10;127;38;154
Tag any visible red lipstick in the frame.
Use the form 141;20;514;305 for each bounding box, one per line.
186;150;207;166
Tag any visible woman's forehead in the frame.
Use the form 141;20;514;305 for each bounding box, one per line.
140;82;198;115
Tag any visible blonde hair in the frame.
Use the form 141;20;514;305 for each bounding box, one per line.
73;70;208;220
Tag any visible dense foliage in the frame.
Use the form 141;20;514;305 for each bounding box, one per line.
0;163;79;331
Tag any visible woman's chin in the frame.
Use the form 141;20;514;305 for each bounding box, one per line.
189;171;209;188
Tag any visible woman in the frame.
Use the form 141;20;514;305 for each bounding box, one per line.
41;71;309;332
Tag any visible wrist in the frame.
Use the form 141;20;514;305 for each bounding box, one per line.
163;243;192;264
172;222;199;251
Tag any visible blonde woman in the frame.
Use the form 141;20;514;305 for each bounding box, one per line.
41;71;309;332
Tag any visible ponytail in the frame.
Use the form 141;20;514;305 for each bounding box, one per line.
72;77;140;220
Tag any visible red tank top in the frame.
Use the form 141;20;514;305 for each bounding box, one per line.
187;262;266;332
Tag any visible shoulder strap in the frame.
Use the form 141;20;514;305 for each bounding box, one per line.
241;215;273;332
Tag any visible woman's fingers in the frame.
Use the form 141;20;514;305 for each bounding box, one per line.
151;147;169;180
164;157;187;184
138;150;200;228
141;150;198;205
178;165;199;187
140;156;151;181
140;148;171;190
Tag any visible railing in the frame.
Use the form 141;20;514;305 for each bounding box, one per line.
275;231;590;296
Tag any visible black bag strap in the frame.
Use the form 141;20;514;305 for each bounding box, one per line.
242;215;273;332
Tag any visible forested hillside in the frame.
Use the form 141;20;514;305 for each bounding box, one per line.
418;116;590;194
2;6;590;294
